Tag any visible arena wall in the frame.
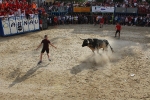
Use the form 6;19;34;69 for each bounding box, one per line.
0;15;39;36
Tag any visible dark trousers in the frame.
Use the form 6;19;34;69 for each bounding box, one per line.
115;30;120;37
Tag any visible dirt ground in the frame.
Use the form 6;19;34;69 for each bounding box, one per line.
0;24;150;100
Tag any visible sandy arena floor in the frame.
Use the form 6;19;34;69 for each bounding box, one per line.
0;24;150;100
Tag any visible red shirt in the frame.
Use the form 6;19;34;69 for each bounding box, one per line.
116;24;121;31
8;3;12;9
128;16;132;22
54;17;58;22
100;18;104;23
39;19;42;24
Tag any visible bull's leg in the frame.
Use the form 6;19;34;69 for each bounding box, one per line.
103;48;105;51
92;50;95;54
89;47;95;54
97;49;99;54
105;46;108;52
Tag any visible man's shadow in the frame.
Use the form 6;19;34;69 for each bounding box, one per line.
8;63;49;88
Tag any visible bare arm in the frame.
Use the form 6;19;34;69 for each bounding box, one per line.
50;43;57;49
36;43;42;50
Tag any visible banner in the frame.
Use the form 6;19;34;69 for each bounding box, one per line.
22;16;29;32
34;15;39;30
73;7;90;12
126;8;137;13
92;6;114;13
9;17;17;34
0;16;40;36
28;18;35;31
115;7;126;13
16;16;24;33
2;18;11;35
58;6;68;12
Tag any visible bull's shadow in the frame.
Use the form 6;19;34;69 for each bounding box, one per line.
8;63;49;87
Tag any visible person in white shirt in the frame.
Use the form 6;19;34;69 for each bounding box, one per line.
134;2;137;7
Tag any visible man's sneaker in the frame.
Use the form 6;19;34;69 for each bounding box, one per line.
38;61;42;64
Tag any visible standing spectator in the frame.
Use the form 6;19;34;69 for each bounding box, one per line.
134;16;138;26
115;22;121;38
54;16;58;25
128;15;132;26
39;19;43;30
58;15;61;25
93;15;97;26
125;16;128;25
100;16;104;28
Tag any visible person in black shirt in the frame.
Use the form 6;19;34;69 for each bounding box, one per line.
36;35;57;64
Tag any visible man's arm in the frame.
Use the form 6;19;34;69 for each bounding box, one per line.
50;43;57;49
36;43;42;50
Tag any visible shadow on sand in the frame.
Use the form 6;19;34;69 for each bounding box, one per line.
8;63;49;88
70;54;108;75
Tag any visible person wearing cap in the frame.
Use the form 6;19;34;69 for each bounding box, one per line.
36;35;57;64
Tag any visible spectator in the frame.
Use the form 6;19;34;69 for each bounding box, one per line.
39;19;43;30
115;22;122;38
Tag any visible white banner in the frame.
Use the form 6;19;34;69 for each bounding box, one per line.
16;16;24;33
34;15;39;30
2;18;11;35
92;6;114;13
22;16;29;32
0;16;40;36
28;18;35;31
9;17;17;34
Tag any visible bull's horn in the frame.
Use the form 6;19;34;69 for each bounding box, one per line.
79;37;85;40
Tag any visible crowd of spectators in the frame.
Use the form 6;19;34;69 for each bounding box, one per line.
39;0;150;14
0;0;47;19
114;14;150;26
44;13;150;28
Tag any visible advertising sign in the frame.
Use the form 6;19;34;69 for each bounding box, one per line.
92;6;114;13
73;7;90;12
126;8;137;13
115;7;126;13
1;18;11;35
16;16;24;33
34;15;39;30
22;16;29;32
9;17;17;34
28;18;35;31
0;16;40;36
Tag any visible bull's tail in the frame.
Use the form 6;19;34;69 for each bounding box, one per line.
108;44;114;53
105;40;114;53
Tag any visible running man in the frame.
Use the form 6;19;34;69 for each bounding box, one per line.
115;22;121;38
36;35;57;64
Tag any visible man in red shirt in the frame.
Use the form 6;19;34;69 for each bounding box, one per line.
39;19;43;30
100;17;104;28
115;22;121;38
54;16;58;25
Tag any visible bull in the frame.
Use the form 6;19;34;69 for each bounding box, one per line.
81;38;114;53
